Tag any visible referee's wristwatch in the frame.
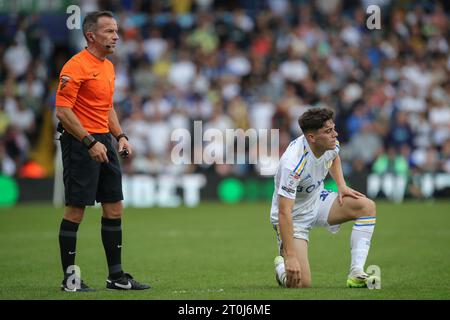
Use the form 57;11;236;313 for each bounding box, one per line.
81;134;97;149
116;133;129;142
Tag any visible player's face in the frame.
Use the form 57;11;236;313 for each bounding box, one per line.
94;17;119;54
314;120;338;150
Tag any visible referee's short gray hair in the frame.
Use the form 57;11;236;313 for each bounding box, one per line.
82;11;114;41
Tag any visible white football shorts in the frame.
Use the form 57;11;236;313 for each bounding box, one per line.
273;190;340;252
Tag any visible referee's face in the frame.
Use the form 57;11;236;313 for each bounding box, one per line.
94;16;119;54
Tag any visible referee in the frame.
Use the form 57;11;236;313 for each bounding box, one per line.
55;11;149;291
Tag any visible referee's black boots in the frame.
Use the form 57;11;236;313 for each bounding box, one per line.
106;272;151;290
61;278;96;292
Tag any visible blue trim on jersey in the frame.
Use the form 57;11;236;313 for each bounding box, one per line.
354;223;376;227
298;166;306;177
355;217;377;220
295;159;308;176
294;145;308;172
294;153;307;172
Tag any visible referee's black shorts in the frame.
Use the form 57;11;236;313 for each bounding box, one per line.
60;132;124;207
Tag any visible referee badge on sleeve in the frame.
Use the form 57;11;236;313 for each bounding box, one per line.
59;76;70;90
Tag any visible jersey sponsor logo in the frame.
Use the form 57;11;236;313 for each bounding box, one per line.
59;76;70;90
296;180;323;193
281;186;296;194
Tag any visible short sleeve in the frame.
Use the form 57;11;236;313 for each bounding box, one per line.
335;140;341;154
325;139;340;162
55;61;82;108
277;166;301;199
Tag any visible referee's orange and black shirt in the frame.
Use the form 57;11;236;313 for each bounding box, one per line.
56;49;115;133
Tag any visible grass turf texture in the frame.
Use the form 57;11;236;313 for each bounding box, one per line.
0;201;449;300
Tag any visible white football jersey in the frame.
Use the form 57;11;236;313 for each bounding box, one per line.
270;135;340;224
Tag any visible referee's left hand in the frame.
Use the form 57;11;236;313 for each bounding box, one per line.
118;138;132;158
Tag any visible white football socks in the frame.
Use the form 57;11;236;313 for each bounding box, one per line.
275;260;287;286
350;216;376;274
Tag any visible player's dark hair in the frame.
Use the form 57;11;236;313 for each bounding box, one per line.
82;11;114;41
298;108;334;133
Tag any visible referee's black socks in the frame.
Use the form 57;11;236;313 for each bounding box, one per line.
101;217;124;280
58;219;79;278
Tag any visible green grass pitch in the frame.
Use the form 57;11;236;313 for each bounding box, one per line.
0;201;449;300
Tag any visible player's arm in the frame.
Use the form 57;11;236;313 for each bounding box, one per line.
328;155;346;188
56;106;108;163
329;155;365;205
108;107;132;156
278;195;302;288
276;163;302;288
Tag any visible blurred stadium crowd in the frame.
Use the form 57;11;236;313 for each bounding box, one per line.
0;0;449;184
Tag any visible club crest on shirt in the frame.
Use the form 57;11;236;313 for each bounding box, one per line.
59;76;70;90
288;172;300;180
288;172;300;187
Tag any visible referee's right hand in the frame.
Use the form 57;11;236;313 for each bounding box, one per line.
88;142;109;163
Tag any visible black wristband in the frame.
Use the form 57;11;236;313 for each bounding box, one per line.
87;140;98;150
116;133;128;142
81;135;97;149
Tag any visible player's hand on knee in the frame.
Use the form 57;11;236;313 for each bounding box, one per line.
338;185;365;205
88;142;109;163
285;256;302;288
